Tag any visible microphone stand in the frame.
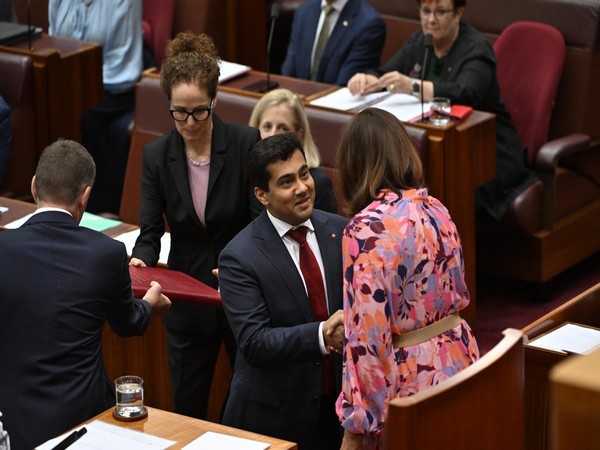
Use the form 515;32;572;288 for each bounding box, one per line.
244;4;280;93
420;34;433;122
27;0;32;51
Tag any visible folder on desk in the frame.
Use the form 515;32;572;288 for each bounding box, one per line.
0;21;42;46
129;266;221;307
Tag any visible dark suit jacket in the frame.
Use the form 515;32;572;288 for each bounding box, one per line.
0;211;152;450
219;209;347;449
281;0;385;86
132;114;261;333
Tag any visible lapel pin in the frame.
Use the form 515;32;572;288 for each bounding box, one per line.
343;20;348;27
331;234;337;239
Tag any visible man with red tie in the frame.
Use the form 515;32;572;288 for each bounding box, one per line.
218;133;347;450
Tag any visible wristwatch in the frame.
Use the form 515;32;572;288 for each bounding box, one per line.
411;79;421;98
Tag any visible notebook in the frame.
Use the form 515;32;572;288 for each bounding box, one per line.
0;21;42;46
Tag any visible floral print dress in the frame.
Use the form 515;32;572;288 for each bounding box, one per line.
336;189;480;449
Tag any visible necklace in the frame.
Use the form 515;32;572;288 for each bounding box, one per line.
186;151;210;166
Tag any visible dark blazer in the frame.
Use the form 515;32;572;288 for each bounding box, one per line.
281;0;385;86
311;166;337;213
219;209;347;449
0;211;152;450
373;22;537;220
132;114;261;332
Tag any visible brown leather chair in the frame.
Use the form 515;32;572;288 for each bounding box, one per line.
0;51;37;197
476;22;600;293
383;329;525;450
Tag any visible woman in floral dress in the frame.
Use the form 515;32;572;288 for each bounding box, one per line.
334;108;479;450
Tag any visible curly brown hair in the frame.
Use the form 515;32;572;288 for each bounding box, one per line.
160;31;220;100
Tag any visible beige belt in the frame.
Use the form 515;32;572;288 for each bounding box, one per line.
392;313;462;348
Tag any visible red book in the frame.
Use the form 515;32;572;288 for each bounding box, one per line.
129;266;221;307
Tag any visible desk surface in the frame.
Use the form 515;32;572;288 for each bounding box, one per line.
85;406;298;449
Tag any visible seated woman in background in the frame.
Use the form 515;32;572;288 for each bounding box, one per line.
335;108;480;450
347;0;536;222
249;88;337;213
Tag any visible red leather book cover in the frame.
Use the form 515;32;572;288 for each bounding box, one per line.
129;266;221;307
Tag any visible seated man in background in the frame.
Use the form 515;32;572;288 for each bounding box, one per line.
0;139;171;450
49;0;143;215
281;0;385;86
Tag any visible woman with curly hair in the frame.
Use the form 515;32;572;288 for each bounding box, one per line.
130;31;261;419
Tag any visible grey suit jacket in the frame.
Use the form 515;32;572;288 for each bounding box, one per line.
218;209;347;448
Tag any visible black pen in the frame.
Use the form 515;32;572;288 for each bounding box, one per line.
51;427;87;450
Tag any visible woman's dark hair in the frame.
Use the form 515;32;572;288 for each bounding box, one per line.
160;31;220;100
335;108;425;217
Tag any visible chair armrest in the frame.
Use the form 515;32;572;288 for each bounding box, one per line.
534;133;590;171
533;133;591;231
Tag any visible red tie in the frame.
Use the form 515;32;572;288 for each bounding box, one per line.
287;226;335;396
287;226;328;321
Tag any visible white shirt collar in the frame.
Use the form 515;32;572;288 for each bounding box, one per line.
321;0;349;13
266;209;315;238
33;207;73;217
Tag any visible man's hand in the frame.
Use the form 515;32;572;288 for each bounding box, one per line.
142;280;171;311
129;257;147;267
323;309;344;353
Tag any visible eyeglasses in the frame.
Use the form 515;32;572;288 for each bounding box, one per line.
419;6;456;20
169;100;214;122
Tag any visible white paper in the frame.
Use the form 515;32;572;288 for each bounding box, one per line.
113;229;171;266
36;421;175;450
527;323;600;355
374;94;432;122
0;206;8;214
219;60;251;83
182;431;270;450
309;87;391;111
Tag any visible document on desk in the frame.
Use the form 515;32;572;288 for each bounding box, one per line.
309;87;431;122
36;421;175;450
182;431;270;450
527;322;600;355
219;60;252;83
309;87;391;111
113;228;171;266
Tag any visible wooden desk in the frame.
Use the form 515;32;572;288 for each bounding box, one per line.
76;406;297;449
0;33;103;155
521;282;600;450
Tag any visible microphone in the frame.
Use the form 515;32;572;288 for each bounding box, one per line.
420;34;433;122
244;4;280;93
27;0;32;51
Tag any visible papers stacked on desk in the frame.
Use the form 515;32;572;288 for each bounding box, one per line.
527;322;600;355
36;421;175;450
309;87;431;122
182;431;270;449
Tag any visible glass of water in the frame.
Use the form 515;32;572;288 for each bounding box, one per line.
429;97;451;126
114;375;146;421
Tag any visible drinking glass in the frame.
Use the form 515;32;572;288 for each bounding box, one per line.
429;97;451;126
114;375;146;420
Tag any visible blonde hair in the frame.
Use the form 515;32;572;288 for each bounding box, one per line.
249;89;321;168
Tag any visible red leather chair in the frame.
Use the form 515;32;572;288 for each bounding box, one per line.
142;0;175;68
477;21;600;293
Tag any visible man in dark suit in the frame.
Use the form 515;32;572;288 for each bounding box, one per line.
0;139;171;450
219;133;347;450
281;0;385;86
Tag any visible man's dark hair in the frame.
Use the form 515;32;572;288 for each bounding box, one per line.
35;139;96;205
249;133;306;192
